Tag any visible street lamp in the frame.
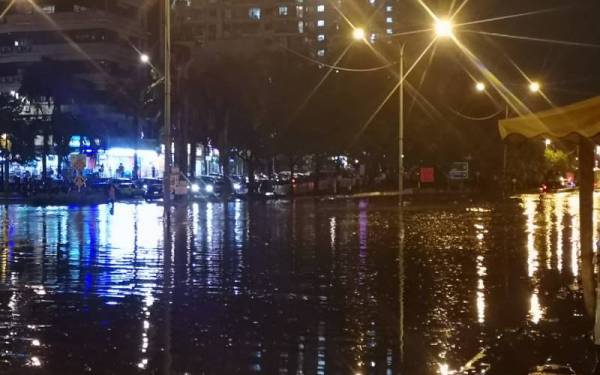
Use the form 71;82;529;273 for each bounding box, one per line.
140;53;150;64
434;19;454;38
352;27;365;41
545;138;551;147
475;82;486;92
529;81;541;93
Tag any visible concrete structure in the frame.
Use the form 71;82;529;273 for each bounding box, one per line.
0;0;149;93
302;0;399;59
0;0;154;177
174;0;400;59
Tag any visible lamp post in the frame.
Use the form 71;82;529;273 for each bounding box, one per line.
474;80;542;196
163;0;172;209
352;20;452;205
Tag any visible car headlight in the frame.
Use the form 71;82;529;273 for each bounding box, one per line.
233;182;241;190
205;184;214;193
191;184;200;193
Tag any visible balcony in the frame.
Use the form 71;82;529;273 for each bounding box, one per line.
0;10;144;37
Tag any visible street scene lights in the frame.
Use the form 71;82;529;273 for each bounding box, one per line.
475;82;486;92
352;27;365;41
140;53;150;64
529;81;541;93
434;19;454;38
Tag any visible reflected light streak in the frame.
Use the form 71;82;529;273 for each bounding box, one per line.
476;254;486;324
568;194;579;279
329;217;336;250
556;194;564;272
524;196;538;278
529;289;544;324
545;200;552;270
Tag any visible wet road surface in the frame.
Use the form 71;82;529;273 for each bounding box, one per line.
0;194;596;374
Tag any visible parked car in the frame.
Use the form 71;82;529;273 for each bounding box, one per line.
190;176;221;200
257;180;276;197
227;176;248;197
114;179;144;198
144;183;163;201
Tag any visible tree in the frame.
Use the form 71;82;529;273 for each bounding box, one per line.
19;59;94;178
0;93;34;189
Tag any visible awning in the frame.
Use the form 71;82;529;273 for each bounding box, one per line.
499;96;600;141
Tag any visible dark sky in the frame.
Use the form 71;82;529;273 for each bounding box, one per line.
394;0;600;113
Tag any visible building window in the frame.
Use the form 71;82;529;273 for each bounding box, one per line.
317;19;325;27
386;28;393;34
278;6;288;16
386;17;393;23
317;34;325;41
369;0;375;5
41;5;55;13
369;33;376;43
317;49;325;57
317;4;325;12
298;20;304;33
249;7;261;20
386;5;392;12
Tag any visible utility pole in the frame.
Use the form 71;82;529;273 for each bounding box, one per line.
163;0;172;209
398;44;405;207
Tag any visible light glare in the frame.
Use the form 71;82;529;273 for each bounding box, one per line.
434;19;453;38
352;28;365;40
140;53;150;64
529;81;540;93
475;82;486;92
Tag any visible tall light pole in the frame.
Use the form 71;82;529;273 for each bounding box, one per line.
163;0;172;208
398;44;405;206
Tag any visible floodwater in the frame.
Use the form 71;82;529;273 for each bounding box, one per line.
0;194;596;374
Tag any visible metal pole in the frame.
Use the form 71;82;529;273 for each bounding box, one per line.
163;0;172;208
398;42;405;371
398;44;405;207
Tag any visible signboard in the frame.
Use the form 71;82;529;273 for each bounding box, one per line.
420;167;435;183
70;154;86;172
448;162;469;180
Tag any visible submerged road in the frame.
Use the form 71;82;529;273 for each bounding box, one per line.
0;193;596;374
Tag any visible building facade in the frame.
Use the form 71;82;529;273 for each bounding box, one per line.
0;0;158;178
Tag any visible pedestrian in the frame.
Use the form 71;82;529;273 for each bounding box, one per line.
108;183;116;208
151;165;156;178
116;163;124;178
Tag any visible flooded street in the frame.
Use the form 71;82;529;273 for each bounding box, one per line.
0;194;597;374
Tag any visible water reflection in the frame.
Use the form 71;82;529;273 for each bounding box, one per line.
0;194;599;373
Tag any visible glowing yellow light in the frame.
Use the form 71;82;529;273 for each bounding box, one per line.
544;138;551;146
475;82;486;92
439;363;450;375
434;19;454;38
140;53;150;64
529;81;541;93
352;28;366;40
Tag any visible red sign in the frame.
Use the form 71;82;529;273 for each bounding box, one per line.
420;167;435;183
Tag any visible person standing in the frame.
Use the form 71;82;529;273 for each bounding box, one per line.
108;183;116;208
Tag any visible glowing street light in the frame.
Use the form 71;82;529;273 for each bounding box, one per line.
140;53;150;64
475;82;486;92
529;81;541;93
545;138;551;147
352;27;366;41
434;19;454;38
